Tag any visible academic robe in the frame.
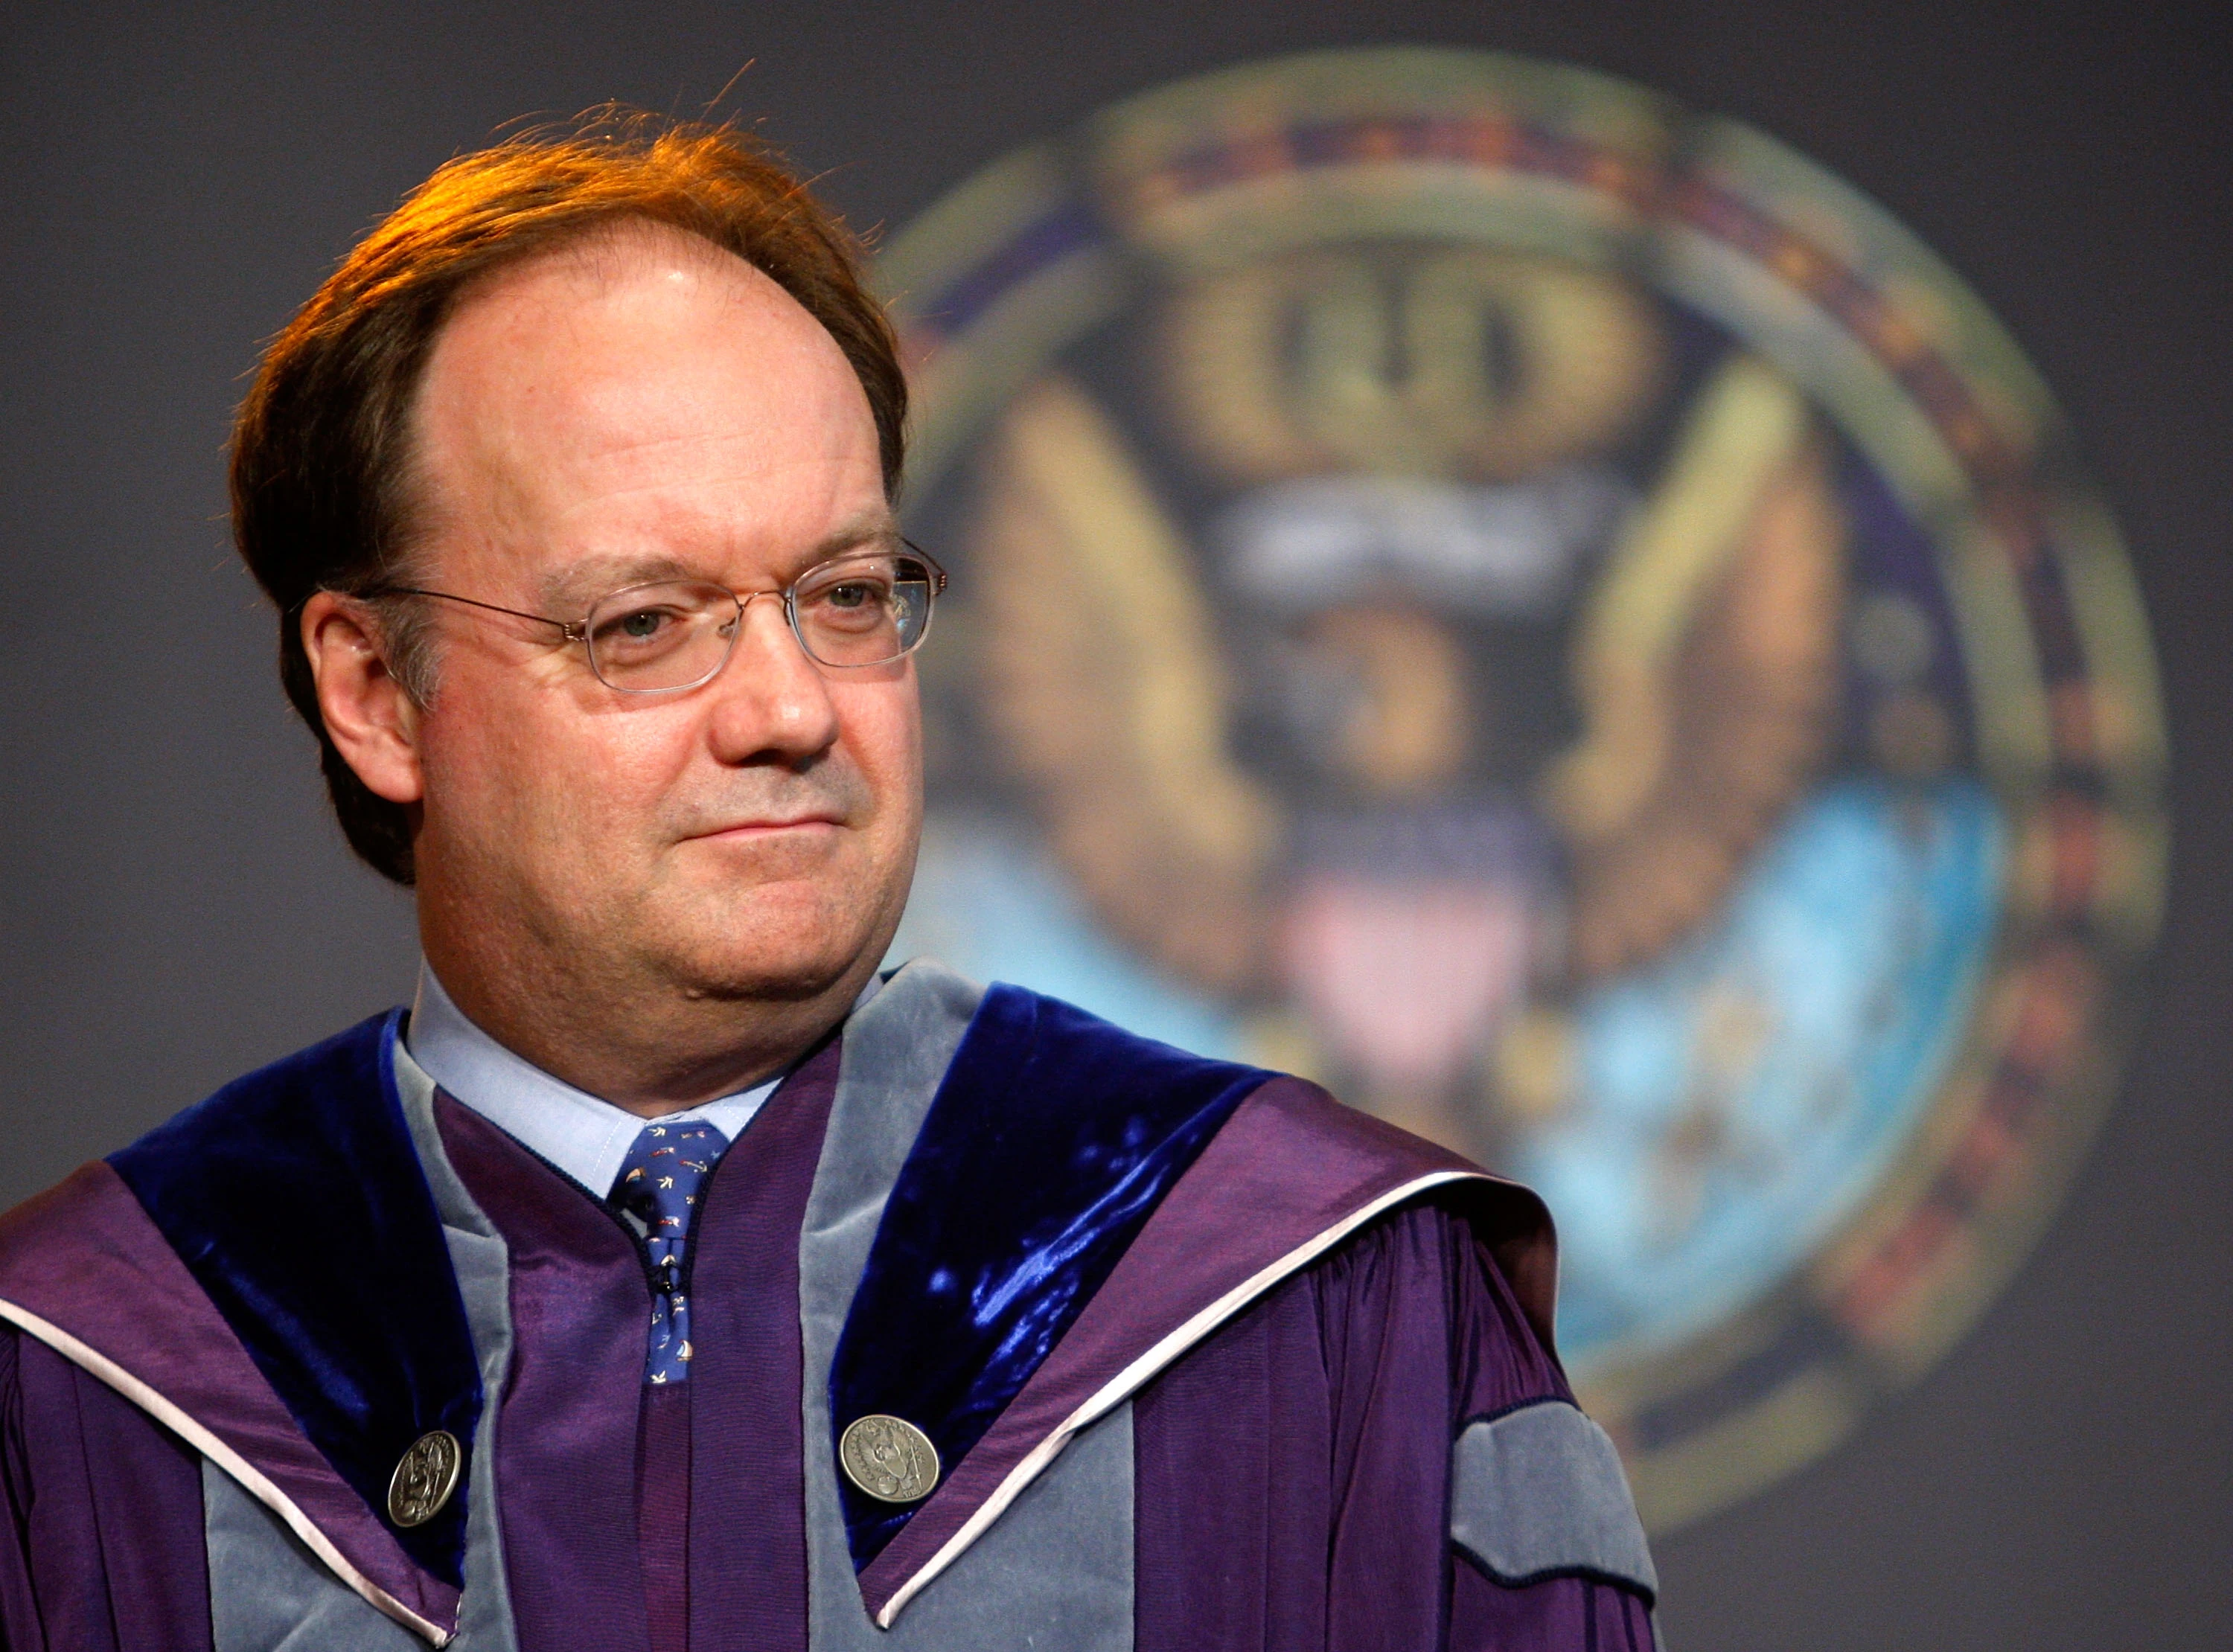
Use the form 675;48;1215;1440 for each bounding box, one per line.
0;961;1658;1651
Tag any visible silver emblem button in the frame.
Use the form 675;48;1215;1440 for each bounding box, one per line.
839;1414;941;1503
388;1430;464;1528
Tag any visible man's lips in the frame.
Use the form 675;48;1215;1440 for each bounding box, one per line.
683;814;846;842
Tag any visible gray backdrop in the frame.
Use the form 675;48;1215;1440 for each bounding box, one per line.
2;3;2226;1648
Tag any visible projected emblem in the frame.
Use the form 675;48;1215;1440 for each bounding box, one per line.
880;47;2165;1528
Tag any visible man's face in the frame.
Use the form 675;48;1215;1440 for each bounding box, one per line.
399;225;918;1011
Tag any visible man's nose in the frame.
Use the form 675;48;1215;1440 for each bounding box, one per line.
700;594;842;766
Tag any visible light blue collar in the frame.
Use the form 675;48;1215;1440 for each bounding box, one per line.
405;963;779;1197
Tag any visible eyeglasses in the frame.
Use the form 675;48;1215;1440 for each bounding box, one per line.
362;542;946;694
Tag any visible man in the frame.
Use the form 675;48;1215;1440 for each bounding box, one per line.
0;118;1658;1651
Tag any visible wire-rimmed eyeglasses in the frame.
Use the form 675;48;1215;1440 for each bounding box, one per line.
361;542;946;694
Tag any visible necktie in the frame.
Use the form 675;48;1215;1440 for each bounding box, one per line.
610;1119;731;1384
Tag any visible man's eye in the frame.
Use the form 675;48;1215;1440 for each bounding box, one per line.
592;606;689;650
826;583;876;609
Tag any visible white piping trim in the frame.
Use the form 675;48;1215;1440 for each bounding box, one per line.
874;1168;1489;1627
0;1297;453;1647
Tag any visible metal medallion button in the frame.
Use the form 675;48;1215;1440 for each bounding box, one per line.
387;1430;463;1528
839;1414;941;1503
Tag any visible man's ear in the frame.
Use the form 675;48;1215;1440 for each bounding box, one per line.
301;593;425;805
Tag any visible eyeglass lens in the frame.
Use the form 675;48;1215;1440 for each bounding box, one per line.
582;551;938;691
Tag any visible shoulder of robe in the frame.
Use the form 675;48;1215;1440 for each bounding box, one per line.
1168;1068;1562;1353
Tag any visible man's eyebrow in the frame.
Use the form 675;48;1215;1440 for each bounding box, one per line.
537;553;697;612
803;516;903;563
534;519;904;610
753;517;905;585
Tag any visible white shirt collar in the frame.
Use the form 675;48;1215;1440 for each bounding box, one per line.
405;962;780;1198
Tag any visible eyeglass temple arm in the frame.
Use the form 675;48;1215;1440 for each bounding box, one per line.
899;538;950;593
362;586;587;641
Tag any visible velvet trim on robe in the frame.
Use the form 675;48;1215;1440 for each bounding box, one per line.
106;1010;482;1588
829;984;1273;1569
846;1063;1557;1627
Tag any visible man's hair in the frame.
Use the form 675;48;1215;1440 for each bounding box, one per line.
229;114;909;886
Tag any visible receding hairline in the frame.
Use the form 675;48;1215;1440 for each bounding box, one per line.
391;213;879;581
443;212;807;321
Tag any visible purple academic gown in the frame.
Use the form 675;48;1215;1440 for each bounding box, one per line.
0;972;1655;1651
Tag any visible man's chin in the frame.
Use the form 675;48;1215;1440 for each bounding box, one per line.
642;906;881;1005
635;845;905;1002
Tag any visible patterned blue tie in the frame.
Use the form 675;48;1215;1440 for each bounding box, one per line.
610;1120;731;1384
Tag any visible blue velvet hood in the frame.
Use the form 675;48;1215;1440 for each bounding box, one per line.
828;982;1271;1566
107;1010;485;1587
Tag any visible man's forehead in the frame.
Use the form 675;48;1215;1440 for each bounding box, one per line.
424;226;843;423
407;218;884;584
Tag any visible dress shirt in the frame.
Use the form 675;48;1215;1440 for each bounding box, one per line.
405;962;779;1197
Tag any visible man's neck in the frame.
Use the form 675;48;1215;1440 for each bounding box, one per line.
419;942;873;1119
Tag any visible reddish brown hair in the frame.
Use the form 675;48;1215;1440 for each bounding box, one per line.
229;114;908;885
